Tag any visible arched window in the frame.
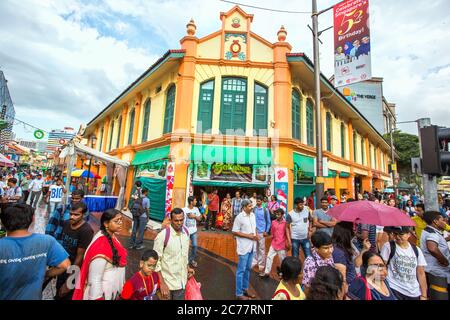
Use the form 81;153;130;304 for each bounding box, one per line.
326;112;332;152
197;80;214;133
142;99;151;142
108;121;115;151
163;85;176;134
254;83;268;137
292;89;301;140
128;108;135;145
306;99;314;146
220;77;247;135
116;115;122;148
340;122;345;158
353;131;357;162
98;127;104;151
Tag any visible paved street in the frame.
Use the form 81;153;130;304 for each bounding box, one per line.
32;199;277;300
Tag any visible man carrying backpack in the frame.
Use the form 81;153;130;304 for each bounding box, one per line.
251;195;271;277
153;208;195;300
129;188;150;250
380;226;428;300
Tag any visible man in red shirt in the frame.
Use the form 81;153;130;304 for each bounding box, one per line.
203;189;219;231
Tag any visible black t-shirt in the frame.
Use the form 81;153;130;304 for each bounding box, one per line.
61;222;94;263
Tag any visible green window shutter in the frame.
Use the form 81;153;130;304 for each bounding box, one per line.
116;116;122;148
306;100;314;146
292;89;301;140
99;128;104;150
163;85;176;134
361;139;365;165
142;100;151;142
254;83;268;137
340;122;345;158
220;78;247;135
109;121;114;151
197;80;214;133
128;109;135;145
326;112;332;152
353;132;357;162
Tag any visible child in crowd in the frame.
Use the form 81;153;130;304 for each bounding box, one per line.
262;208;291;278
121;250;160;300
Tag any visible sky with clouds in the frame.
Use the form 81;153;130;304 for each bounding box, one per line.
1;0;449;141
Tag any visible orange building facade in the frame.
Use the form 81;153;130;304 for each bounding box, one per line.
83;6;392;221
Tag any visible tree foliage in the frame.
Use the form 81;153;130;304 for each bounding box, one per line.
383;130;420;183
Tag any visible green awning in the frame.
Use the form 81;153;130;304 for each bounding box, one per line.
340;172;350;178
192;180;267;188
327;169;337;178
191;144;272;165
132;146;170;166
293;153;315;177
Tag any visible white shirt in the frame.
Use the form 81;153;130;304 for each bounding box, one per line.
287;207;310;240
182;206;201;235
232;211;257;256
49;185;64;203
380;242;427;297
29;178;44;192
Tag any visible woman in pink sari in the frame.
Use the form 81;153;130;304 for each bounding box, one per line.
73;209;128;300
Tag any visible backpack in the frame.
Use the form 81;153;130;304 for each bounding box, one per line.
386;240;419;267
131;197;146;218
163;226;189;250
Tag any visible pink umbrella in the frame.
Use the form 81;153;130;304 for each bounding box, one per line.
327;201;416;227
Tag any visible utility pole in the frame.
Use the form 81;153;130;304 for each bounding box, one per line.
311;0;334;207
312;0;324;207
417;118;439;211
389;124;398;197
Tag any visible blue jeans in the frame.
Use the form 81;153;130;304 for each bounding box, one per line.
292;239;311;258
189;232;198;263
131;215;148;246
236;251;254;297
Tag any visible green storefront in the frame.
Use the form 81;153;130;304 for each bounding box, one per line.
131;145;170;221
293;153;316;199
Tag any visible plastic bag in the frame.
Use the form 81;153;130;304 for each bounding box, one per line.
185;277;203;300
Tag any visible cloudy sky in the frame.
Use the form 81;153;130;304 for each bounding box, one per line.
1;0;449;141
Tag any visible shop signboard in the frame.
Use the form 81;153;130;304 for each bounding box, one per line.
333;0;372;87
136;160;167;180
193;162;269;185
274;167;289;213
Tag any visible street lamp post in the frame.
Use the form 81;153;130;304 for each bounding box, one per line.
311;0;334;207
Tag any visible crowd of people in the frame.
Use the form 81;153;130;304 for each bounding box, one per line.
1;168;450;300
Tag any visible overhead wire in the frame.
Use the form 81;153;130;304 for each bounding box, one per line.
219;0;311;14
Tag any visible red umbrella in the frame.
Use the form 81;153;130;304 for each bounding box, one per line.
327;201;416;227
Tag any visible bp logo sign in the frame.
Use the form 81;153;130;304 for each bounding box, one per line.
34;130;45;140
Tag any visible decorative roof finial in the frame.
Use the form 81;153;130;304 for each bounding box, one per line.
277;25;287;42
186;18;196;36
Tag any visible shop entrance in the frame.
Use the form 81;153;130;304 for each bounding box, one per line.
193;185;269;206
354;176;362;196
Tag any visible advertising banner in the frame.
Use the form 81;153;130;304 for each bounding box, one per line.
193;162;269;185
164;162;175;218
274;167;289;213
334;0;371;87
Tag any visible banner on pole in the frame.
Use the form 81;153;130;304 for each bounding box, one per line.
274;167;289;214
333;0;371;87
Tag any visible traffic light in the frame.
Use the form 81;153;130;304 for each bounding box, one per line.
420;125;450;176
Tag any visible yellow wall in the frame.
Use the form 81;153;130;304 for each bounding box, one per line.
191;64;274;137
249;36;273;63
224;12;248;32
328;161;350;173
197;35;221;60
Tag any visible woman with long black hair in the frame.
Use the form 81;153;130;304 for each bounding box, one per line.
73;209;128;300
306;266;346;300
332;222;371;284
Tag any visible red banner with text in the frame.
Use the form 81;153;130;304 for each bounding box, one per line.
333;0;371;87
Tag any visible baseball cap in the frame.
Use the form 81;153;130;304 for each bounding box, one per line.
331;195;338;200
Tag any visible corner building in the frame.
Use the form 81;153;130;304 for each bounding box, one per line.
84;6;392;221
